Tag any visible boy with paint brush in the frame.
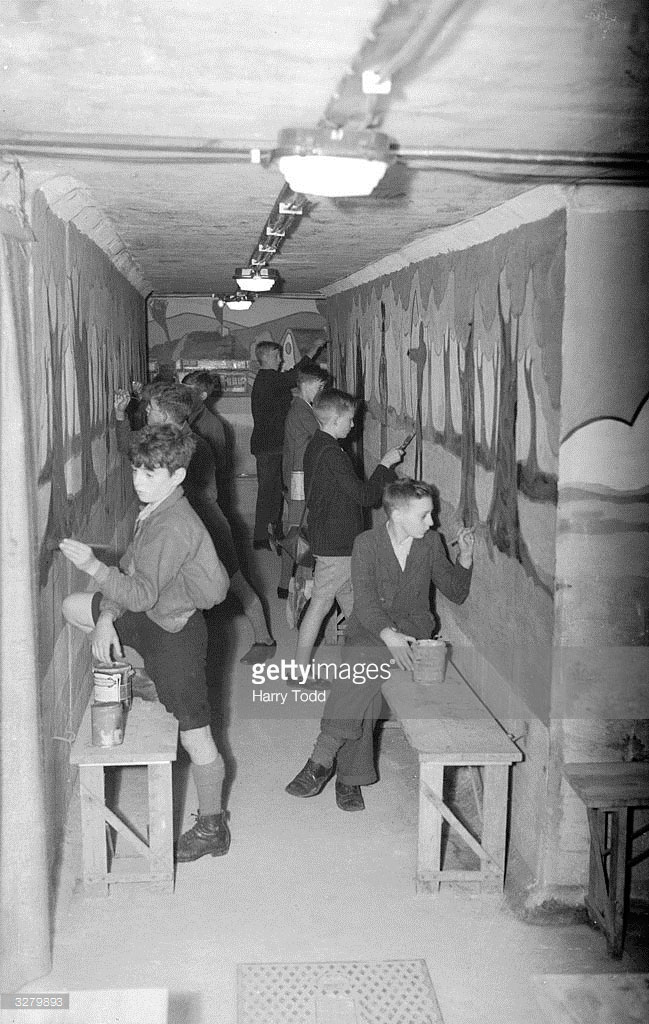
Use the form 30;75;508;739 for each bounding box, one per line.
60;423;233;862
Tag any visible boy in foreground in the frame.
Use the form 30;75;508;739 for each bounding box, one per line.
286;479;474;811
60;424;232;861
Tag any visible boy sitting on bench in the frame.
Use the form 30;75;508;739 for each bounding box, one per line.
60;424;231;862
286;479;474;812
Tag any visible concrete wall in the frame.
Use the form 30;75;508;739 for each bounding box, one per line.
28;181;147;881
549;191;649;893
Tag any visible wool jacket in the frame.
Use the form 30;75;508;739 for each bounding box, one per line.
250;356;316;455
94;488;229;632
282;394;319;523
303;430;394;557
187;401;228;482
345;521;472;645
115;419;239;576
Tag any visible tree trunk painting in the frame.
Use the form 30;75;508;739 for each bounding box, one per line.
487;288;551;595
476;347;494;471
354;323;365;475
488;288;520;560
518;349;557;502
379;301;388;455
458;320;478;528
407;320;427;479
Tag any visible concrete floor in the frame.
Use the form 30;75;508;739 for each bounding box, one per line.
29;543;649;1024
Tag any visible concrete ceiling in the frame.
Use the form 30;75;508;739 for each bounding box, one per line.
1;0;648;297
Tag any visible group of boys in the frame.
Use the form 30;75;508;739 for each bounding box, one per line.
60;341;475;865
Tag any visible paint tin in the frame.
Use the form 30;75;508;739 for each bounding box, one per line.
412;638;448;684
90;701;124;747
92;661;133;707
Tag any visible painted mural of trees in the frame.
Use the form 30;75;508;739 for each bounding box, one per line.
485;285;552;594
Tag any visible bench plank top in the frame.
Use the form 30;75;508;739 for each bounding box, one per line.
563;762;649;808
70;697;178;767
382;664;522;764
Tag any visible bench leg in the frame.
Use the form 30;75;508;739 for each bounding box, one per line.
585;807;629;957
607;809;628;958
147;762;175;892
417;763;443;894
480;764;509;892
78;765;109;897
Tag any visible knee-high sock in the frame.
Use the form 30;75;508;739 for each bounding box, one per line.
191;758;225;816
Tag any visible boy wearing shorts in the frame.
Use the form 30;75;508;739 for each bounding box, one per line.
60;424;231;862
293;389;403;672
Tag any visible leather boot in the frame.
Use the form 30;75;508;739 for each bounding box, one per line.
176;810;231;861
285;758;333;797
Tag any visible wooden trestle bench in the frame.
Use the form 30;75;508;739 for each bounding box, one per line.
70;696;178;896
563;761;649;957
382;662;522;894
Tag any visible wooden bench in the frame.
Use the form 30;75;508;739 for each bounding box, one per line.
70;696;178;896
382;662;522;894
563;761;649;957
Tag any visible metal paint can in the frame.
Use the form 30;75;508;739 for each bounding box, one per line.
412;638;448;684
90;701;124;747
92;661;133;707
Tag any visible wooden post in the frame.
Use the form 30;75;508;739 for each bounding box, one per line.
417;761;443;893
608;809;628;957
480;764;510;892
147;763;175;893
79;766;109;897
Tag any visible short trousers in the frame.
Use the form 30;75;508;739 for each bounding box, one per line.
311;555;354;619
91;592;210;731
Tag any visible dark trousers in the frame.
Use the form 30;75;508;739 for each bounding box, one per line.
320;672;385;787
253;450;284;543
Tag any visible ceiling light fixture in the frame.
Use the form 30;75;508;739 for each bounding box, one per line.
234;266;280;292
275;127;393;197
216;291;255;311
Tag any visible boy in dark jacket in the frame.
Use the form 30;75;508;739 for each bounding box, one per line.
250;338;328;549
60;425;232;861
294;389;403;671
287;478;474;811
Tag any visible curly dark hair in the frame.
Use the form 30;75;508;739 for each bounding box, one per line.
128;424;196;473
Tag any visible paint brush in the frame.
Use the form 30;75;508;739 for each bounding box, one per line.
47;538;113;552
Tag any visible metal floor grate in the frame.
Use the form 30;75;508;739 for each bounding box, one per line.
237;958;443;1024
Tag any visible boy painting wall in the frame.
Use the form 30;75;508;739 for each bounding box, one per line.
286;479;474;812
60;425;232;862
